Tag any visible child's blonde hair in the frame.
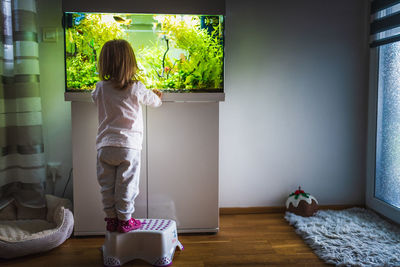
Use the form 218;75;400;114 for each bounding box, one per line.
98;39;138;90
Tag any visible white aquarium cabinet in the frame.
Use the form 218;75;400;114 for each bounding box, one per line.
66;92;223;235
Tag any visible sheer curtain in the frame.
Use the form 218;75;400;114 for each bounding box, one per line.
0;0;45;210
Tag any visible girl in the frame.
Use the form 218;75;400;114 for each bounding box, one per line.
91;39;162;233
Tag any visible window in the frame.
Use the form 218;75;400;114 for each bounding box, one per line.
375;41;400;209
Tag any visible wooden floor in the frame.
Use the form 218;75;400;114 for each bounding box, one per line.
1;213;329;267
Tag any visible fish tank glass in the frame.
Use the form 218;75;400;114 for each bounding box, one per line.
63;13;224;92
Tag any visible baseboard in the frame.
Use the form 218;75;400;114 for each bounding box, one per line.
219;204;365;215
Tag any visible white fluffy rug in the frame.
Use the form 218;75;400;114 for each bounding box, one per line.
284;208;400;266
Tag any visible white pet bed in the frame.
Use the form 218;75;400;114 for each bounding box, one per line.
0;194;74;259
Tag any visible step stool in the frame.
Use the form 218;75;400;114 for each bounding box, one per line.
102;219;184;267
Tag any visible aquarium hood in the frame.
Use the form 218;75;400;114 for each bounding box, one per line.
62;0;225;15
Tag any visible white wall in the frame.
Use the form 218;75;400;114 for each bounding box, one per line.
36;0;370;207
37;0;73;200
220;0;369;207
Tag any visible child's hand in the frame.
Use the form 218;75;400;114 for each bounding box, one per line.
153;89;163;99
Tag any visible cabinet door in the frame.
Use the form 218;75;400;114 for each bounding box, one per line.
72;102;147;235
147;102;219;231
134;107;148;219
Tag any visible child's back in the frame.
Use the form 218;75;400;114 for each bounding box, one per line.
92;80;161;151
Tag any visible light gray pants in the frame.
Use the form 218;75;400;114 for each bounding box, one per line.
97;147;141;221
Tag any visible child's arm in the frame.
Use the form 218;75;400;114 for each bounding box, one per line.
91;82;100;103
152;89;163;99
137;82;162;107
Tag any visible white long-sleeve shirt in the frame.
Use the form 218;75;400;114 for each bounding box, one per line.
91;80;162;150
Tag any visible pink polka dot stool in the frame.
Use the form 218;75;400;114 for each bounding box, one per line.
102;219;183;267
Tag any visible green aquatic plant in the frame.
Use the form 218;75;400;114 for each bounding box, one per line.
137;15;223;90
65;14;124;90
66;53;99;89
65;14;223;91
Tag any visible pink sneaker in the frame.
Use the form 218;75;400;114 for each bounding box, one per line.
117;218;142;233
104;217;118;232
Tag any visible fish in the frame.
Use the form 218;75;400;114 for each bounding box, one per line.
74;13;85;25
113;16;132;25
180;53;186;62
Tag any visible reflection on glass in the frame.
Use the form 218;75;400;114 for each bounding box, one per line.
375;41;400;209
64;13;224;92
148;195;179;226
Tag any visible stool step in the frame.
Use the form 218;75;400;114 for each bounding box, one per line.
102;219;183;267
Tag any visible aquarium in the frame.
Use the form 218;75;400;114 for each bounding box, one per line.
63;13;224;92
